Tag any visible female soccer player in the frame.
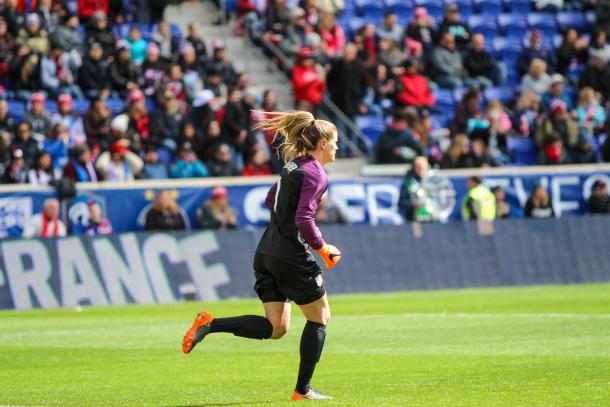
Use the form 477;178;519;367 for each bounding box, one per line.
182;110;341;400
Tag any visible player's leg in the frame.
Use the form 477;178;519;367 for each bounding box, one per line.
292;294;331;399
263;300;291;339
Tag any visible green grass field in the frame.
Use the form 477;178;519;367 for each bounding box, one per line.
1;284;610;406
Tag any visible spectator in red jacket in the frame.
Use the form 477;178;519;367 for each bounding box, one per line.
395;59;435;108
291;47;326;111
77;0;108;22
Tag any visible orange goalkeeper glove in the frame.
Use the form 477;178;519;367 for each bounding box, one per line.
314;244;341;270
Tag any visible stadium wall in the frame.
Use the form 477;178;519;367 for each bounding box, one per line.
1;217;610;310
1;164;610;236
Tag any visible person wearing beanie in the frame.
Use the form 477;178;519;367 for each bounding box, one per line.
62;144;100;182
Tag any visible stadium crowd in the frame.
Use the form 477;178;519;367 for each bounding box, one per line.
0;0;285;186
243;0;610;166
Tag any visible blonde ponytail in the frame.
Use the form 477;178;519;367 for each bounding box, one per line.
253;110;337;163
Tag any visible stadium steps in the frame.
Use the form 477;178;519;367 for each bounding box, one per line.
164;2;293;110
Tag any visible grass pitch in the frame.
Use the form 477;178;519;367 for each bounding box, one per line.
1;284;609;406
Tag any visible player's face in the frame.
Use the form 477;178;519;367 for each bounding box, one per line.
323;134;338;164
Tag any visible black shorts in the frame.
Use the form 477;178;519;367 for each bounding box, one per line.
253;252;326;306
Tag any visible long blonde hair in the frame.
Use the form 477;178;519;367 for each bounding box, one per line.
253;110;337;162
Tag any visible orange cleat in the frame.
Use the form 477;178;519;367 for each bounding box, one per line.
182;311;214;354
291;389;333;400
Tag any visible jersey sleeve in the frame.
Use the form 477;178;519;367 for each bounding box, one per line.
295;168;326;250
265;182;278;210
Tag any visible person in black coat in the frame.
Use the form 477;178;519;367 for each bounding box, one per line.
517;29;556;76
109;42;144;97
220;88;250;153
206;143;239;177
327;42;368;120
588;180;610;214
579;55;610;102
12;122;39;168
85;12;116;59
151;91;183;148
376;108;423;164
464;33;501;86
144;190;187;231
437;4;471;50
79;42;110;99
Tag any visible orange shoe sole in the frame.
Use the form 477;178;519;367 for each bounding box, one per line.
182;311;214;354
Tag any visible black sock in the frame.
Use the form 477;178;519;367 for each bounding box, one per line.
209;315;273;340
296;320;327;394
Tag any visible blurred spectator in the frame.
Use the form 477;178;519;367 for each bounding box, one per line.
376;108;423;164
377;11;403;45
85;199;113;236
0;99;14;137
24;92;53;137
207;39;237;86
281;7;308;59
492;186;511;219
78;0;109;22
317;12;345;59
185;22;207;63
51;14;84;53
63;145;99;182
12;121;39;167
85;11;115;59
242;150;272;176
109;40;143;97
43;123;68;173
536;99;594;163
437;3;470;50
1;0;23;36
479;101;511;164
0;132;11;175
441;134;475;168
513;90;541;136
180;45;205;102
170;142;208;178
221;88;250;159
9;43;40;100
152;20;178;63
461;176;496;221
470;137;499;167
23;198;67;238
0;17;15;81
451;87;482;135
378;38;406;68
327;42;367;129
521;58;552;97
524;183;555;218
406;7;435;51
579;55;610;102
79;42;110;100
17;13;49;54
541;74;573;112
95;139;143;181
125;25;147;65
144;189;187;231
2;148;26;183
141;43;166;97
588;180;610;214
588;28;610;63
265;0;290;36
27;151;55;185
143;147;168;179
83;95;112;150
177;121;203;155
35;0;61;33
315;193;348;225
536;135;571;165
40;43;83;99
206;143;240;177
292;48;326;110
197;186;238;229
555;28;588;77
430;32;467;89
125;89;150;151
152;91;183;149
517;29;556;77
53;94;86;147
395;59;434;108
575;86;607;139
464;33;505;88
397;156;435;221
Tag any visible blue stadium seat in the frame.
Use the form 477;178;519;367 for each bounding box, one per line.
474;0;503;16
507;137;537;166
7;100;25;121
46;101;58;114
556;12;589;33
586;10;596;27
452;0;474;19
472;22;499;39
421;0;444;21
386;0;414;18
497;14;528;38
106;98;125;115
435;90;454;112
225;0;238;13
72;99;90;116
356;115;386;146
453;87;467;102
356;0;385;19
505;0;531;14
500;46;522;70
483;86;514;104
527;13;558;39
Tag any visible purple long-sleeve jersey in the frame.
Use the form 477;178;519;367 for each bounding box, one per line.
256;156;328;261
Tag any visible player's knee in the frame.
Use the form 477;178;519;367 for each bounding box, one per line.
271;323;289;339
